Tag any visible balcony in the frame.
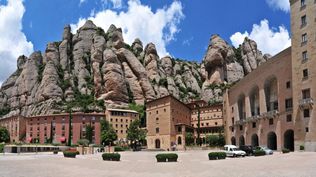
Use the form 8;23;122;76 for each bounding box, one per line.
262;110;279;119
299;98;314;109
235;119;246;125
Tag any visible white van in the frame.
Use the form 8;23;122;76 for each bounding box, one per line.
224;145;246;157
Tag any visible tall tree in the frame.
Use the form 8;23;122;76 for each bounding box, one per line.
100;119;117;146
127;119;146;150
67;109;72;146
85;122;93;144
0;126;10;143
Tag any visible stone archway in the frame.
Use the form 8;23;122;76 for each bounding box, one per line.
284;129;294;151
239;135;245;146
155;139;161;149
267;132;277;150
251;134;259;147
231;137;236;145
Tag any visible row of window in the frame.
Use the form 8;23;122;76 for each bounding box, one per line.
29;117;98;122
192;122;218;127
110;118;133;123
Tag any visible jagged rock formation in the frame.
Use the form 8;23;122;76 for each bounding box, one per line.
241;37;270;74
0;20;269;117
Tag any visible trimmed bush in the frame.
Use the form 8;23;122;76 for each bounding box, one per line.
282;148;290;154
114;146;125;152
0;144;4;153
63;151;77;158
53;150;58;154
155;153;178;162
156;154;167;162
102;153;121;161
300;145;305;151
208;152;226;160
254;150;265;156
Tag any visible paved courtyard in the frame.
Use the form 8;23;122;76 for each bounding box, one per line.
0;151;315;177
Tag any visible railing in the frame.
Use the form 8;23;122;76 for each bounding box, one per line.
262;110;279;119
299;98;314;108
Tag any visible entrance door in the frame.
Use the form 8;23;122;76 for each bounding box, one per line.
155;139;161;149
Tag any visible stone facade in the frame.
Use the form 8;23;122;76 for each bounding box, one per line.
25;113;104;145
146;95;223;150
223;48;294;151
0;116;26;143
290;0;316;151
224;0;316;152
105;108;139;142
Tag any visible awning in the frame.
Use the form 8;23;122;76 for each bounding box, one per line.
60;137;66;142
27;137;32;142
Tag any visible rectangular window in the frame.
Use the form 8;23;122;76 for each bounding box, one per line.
269;119;274;125
239;125;243;131
286;81;291;89
306;127;309;132
303;69;308;79
301;0;306;7
302;51;308;61
285;98;293;110
301;15;307;27
156;128;159;133
252;122;256;128
302;89;311;99
286;114;292;122
304;109;310;118
302;33;307;44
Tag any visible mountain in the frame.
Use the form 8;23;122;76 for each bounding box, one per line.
0;20;270;117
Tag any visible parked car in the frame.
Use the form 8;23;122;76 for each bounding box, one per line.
224;145;246;157
256;146;273;155
239;145;254;156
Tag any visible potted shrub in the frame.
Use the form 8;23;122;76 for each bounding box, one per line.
254;150;265;156
114;146;124;152
53;150;58;154
63;151;78;158
156;153;178;162
282;148;290;154
208;152;218;160
156;154;167;162
208;152;226;160
102;153;121;161
300;145;305;151
167;153;178;162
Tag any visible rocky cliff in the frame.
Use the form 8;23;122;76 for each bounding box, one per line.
0;21;270;117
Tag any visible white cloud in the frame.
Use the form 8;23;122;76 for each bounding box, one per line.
0;0;33;85
266;0;290;12
230;19;291;56
101;0;123;9
79;0;87;6
71;0;184;57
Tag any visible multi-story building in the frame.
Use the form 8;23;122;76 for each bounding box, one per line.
0;116;26;143
224;0;316;152
188;101;223;143
223;48;294;151
105;108;139;142
290;0;316;151
25;113;104;145
146;95;223;150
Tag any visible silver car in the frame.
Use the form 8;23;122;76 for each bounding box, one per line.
257;146;273;155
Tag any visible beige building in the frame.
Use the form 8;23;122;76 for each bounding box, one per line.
105;108;139;142
188;101;223;143
224;48;294;151
290;0;316;151
224;0;316;151
146;95;223;150
0;116;26;143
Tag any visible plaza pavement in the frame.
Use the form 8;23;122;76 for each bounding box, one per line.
0;151;315;177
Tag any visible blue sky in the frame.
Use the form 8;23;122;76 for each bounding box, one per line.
0;0;291;83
